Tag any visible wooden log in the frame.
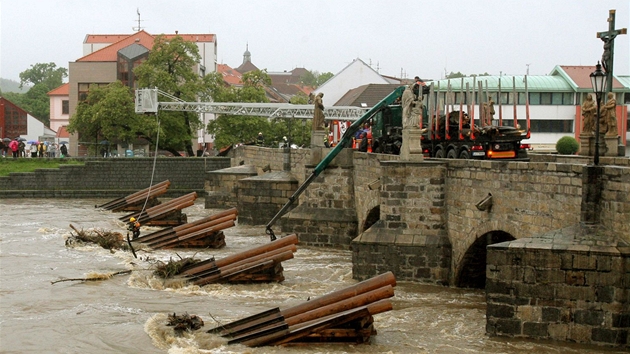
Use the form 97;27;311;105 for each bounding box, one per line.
258;300;392;347
137;208;237;243
194;249;294;286
120;192;197;222
283;285;394;327
99;180;171;209
280;271;395;319
216;234;298;269
142;214;235;245
149;220;235;249
224;285;393;339
212;271;395;337
185;243;297;277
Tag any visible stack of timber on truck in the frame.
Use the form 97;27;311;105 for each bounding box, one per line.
96;180;171;212
207;272;396;346
369;76;531;160
118;192;197;227
134;208;237;249
180;234;299;285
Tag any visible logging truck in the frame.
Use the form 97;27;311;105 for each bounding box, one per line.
370;77;531;160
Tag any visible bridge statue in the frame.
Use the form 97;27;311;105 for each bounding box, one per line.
602;92;618;136
312;93;325;131
581;94;596;135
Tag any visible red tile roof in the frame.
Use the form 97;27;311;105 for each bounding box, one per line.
84;34;129;44
47;83;69;96
77;30;155;62
77;31;216;63
559;65;624;89
217;63;243;85
56;125;70;138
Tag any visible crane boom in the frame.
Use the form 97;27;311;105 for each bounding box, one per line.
135;88;369;120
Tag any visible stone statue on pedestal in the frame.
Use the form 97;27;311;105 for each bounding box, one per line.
312;93;325;131
581;94;596;135
602;92;617;136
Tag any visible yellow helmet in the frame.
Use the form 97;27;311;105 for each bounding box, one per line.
130;217;136;222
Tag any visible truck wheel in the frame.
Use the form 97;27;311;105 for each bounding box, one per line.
459;150;470;159
447;149;457;159
434;149;445;158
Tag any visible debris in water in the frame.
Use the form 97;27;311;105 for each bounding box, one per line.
66;224;128;250
167;312;204;334
51;270;132;285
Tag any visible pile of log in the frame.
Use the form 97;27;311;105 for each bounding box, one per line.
180;234;299;284
207;272;396;346
97;180;171;212
119;192;197;227
134;208;237;249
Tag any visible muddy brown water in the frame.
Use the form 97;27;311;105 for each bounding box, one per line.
0;199;624;353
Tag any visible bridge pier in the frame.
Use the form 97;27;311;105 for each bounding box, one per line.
279;147;359;248
486;165;630;348
352;160;451;284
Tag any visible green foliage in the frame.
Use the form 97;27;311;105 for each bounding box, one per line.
299;70;334;87
290;92;309;104
555;136;579;155
446;71;491;78
19;62;67;91
135;35;208;156
205;69;275;148
1;78;30;93
67;82;155;150
0;158;82;177
1;83;51;125
317;72;334;86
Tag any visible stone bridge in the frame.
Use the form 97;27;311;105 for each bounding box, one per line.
209;146;630;288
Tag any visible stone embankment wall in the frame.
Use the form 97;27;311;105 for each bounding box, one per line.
486;229;629;348
0;158;230;198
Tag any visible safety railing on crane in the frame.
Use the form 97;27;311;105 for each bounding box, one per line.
135;88;370;121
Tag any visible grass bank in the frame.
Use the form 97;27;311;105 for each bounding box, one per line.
0;158;84;176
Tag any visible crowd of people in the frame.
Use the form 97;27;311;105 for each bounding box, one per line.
0;138;67;158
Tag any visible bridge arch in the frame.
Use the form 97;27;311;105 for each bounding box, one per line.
453;220;523;288
362;206;380;232
455;230;515;288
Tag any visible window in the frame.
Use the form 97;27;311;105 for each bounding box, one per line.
563;93;574;105
503;119;573;133
551;93;563;105
529;93;540;105
62;100;69;115
540;93;552;105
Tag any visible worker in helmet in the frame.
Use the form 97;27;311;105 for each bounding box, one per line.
256;132;264;146
127;217;141;240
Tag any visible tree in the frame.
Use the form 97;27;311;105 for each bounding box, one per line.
19;62;67;91
134;35;207;156
205;70;272;149
67;81;155;155
299;70;334;87
316;72;333;86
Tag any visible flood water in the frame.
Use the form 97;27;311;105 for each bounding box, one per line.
0;199;625;354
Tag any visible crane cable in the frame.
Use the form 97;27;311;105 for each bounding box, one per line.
140;110;161;216
127;111;161;259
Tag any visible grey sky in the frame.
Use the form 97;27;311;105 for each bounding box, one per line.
1;0;628;84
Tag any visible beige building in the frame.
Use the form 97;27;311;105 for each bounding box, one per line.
66;30;216;156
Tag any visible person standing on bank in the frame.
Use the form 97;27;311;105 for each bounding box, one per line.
256;132;264;146
60;143;68;158
9;138;19;158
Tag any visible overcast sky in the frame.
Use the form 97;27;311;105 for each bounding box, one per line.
1;0;628;83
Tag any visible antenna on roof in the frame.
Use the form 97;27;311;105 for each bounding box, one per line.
132;8;144;32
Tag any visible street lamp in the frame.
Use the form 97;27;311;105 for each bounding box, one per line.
589;62;607;165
